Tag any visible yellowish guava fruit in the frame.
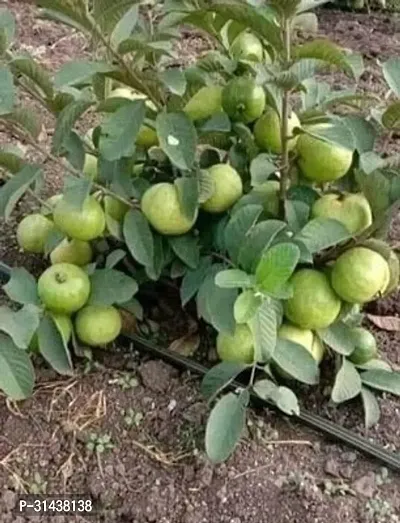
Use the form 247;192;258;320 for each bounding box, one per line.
331;247;390;304
104;195;130;222
201;164;243;213
254;107;300;154
311;193;373;234
54;196;106;241
230;32;264;62
217;323;254;364
278;323;325;363
17;214;54;254
75;305;122;346
183;85;223;121
297;125;353;182
83;154;98;180
50;239;93;266
284;269;341;329
141;182;197;235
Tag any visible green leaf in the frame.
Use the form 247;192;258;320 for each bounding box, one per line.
361;387;380;430
110;5;139;48
382;101;400;130
383;57;400;97
201;362;247;400
62;175;91;210
343;115;377;154
38;314;73;376
0;145;25;174
105;249;126;269
295;218;350;254
123;210;154;268
54;61;116;88
359;152;386;175
234;290;262;324
169;234;200;269
331;359;362;403
93;0;139;33
206;279;238;334
11;55;54;99
293;39;356;77
2;107;42;139
318;322;355;356
252;299;278;363
253;378;278;401
198;169;216;203
205;390;249;463
273;339;319;385
276;386;300;416
256;243;300;295
0;164;42;220
181;257;212;306
174;176;199;222
225;204;263;264
0;65;14;115
250;154;276;187
44;229;65;256
99;100;146;161
0;8;16;47
119;298;143;321
215;270;254;290
356;359;392;372
38;0;92;33
361;370;400;396
200;112;231;134
3;267;39;305
302;118;356;151
89;269;138;306
0;333;35;400
0;305;40;349
238;220;287;272
156;112;197;170
285;200;310;233
160;69;187;96
356;170;391;218
52;101;94;155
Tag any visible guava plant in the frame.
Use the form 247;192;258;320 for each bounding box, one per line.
1;0;400;463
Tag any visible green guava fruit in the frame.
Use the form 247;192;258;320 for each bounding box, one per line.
38;263;91;314
348;327;377;365
183;85;223;121
54;196;106;241
75;305;122;346
217;323;254;364
30;313;73;352
16;214;54;253
104;195;130;222
254;107;300;154
230;31;264;62
383;251;400;296
311;193;373;234
284;269;341;329
41;194;63;216
222;77;266;123
141;182;197;235
201;164;243;213
136;126;159;148
297;125;353;182
83;154;98;180
331;247;390;304
278;323;325;363
50;238;93;266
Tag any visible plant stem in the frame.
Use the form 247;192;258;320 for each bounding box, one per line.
279;18;292;214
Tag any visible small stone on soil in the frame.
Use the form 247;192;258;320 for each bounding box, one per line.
352;472;376;498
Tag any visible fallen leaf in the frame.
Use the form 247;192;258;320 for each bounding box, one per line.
119;309;138;335
366;314;400;332
168;333;200;357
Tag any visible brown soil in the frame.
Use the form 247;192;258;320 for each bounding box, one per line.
0;3;400;523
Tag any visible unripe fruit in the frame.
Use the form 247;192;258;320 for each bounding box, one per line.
83;154;98;180
217;324;254;364
222;77;266;123
230;32;264;62
183;85;223;121
312;193;372;235
254;107;300;154
75;305;122;346
278;323;325;363
50;239;93;266
104;196;130;222
54;196;106;241
201;164;243;213
348;327;377;365
17;214;54;253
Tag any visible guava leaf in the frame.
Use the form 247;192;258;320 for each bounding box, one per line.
253;378;278;401
160;69;187;96
174;176;199;222
0;165;42;221
205;390;249;463
52;101;94;155
250;154;276;186
273;339;319;385
3;267;39;305
251;299;278;363
383;57;400;97
293;39;357;78
255;243;300;295
295;218;350;253
234;291;262;324
89;269;138;306
180;257;212;306
331;359;362;404
11;55;54;98
206;279;238;334
215;270;254;290
156;112;197;170
54;60;116;88
382;101;400;131
0;305;40;349
318;322;355;356
285;200;310;233
145;234;166;281
343;115;377;154
0;145;25;174
356;359;392;372
2;107;43;139
123;210;154;268
0;8;15;48
105;249;126;269
361;387;380;430
276;386;300;416
110;5;139;48
361;370;400;396
224;204;263;264
38;315;74;376
0;333;35;400
62;175;92;210
201;362;248;400
168;235;200;269
100;100;146;161
0;65;14;115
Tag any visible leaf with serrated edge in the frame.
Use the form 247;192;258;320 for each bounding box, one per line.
331;359;362;403
201;362;248;400
205;390;249;463
0;333;35;400
361;387;380;430
361;370;400;396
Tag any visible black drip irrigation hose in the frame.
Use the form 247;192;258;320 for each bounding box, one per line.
1;261;400;473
